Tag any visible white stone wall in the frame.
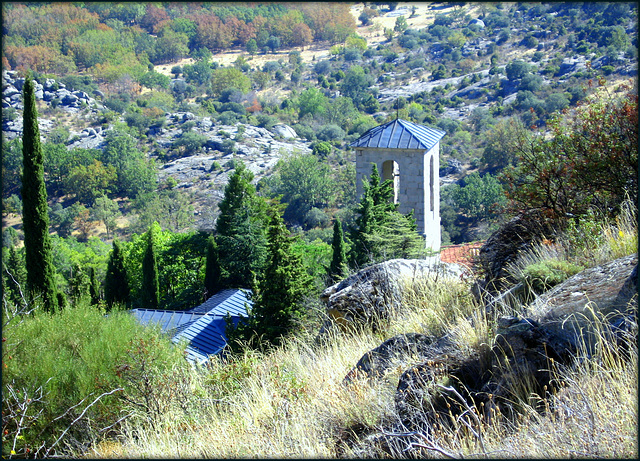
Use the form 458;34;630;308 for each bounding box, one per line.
355;144;441;252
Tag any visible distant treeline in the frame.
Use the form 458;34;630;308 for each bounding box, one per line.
3;2;356;76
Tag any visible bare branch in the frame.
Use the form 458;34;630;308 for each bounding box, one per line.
44;388;123;458
438;384;488;458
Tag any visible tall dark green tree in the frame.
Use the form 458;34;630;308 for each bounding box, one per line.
350;164;426;266
215;161;268;288
104;239;130;310
2;246;27;308
227;208;312;349
21;75;58;312
203;236;221;300
141;225;160;308
89;266;100;306
328;219;348;282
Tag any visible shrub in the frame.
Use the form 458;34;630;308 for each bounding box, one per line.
316;124;345;141
303;207;330;229
521;258;584;293
2;302;187;458
292;123;315;141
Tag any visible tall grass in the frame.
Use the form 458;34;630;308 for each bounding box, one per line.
9;203;636;458
507;200;637;297
86;212;637;458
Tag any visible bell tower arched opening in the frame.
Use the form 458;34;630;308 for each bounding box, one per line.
382;159;399;204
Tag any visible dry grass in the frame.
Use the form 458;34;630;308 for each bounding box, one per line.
84;206;637;459
482;315;638;459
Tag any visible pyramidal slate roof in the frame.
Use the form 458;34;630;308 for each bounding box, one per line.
172;315;245;364
350;118;446;150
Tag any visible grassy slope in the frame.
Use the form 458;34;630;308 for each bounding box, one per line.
84;205;637;459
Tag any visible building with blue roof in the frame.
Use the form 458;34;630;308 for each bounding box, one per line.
351;118;446;251
131;288;252;365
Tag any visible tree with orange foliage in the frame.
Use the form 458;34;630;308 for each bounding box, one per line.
4;45;77;75
246;97;263;114
502;84;638;221
291;23;313;48
298;3;356;43
139;4;169;33
191;13;233;51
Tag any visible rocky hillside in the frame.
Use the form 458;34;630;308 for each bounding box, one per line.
2;2;637;237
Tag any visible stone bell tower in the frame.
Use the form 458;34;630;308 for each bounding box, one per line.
350;119;446;252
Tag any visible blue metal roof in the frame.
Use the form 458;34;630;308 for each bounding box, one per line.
172;315;244;364
130;309;206;335
187;288;252;316
131;289;253;364
350;119;445;150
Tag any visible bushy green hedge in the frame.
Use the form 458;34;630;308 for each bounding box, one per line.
2;301;187;458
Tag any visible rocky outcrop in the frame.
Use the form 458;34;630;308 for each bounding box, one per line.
320;258;465;332
473;210;557;306
349;254;638;444
343;333;439;383
271;124;297;139
526;253;638;353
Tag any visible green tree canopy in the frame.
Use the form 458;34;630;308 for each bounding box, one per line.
210;67;251;98
261;153;336;226
21;75;58;312
203;236;221;301
227;208;312;350
104;238;130;310
140;224;160;308
502;88;638;221
215;162;268;288
350;164;425;267
298;87;328;119
328;219;348;282
448;172;507;220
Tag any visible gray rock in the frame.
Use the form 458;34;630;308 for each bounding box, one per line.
3;87;19;98
321;258;460;331
473;210;557;304
344;333;437;383
44;78;56;90
526;253;637;352
393;254;638;436
73;90;90;100
62;94;78;105
271;123;297;139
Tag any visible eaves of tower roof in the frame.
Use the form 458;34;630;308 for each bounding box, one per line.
350;118;446;151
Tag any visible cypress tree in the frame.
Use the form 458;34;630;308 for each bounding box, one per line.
2;246;27;308
141;225;159;308
203;236;221;300
215;161;268;288
21;75;58;312
228;209;311;349
328;219;348;282
89;266;100;306
104;239;130;310
350;163;426;266
254;210;312;346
